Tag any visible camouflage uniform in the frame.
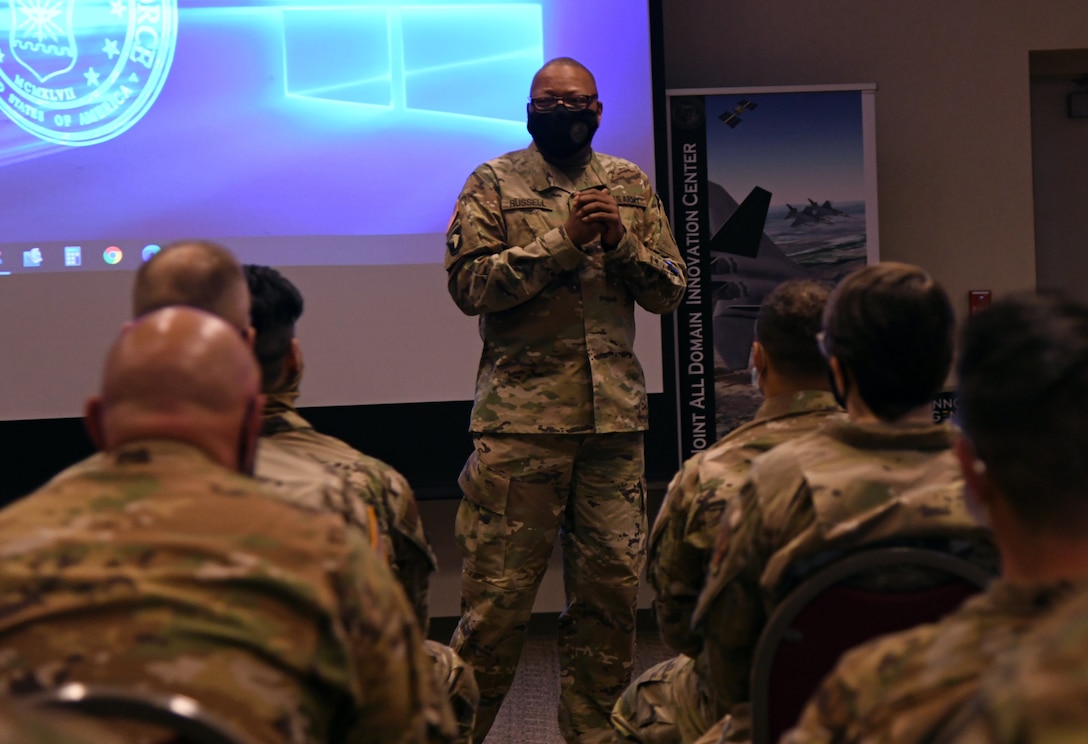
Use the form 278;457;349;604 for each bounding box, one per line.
261;391;479;743
445;143;685;742
691;420;997;731
262;394;436;626
0;439;457;744
254;437;385;554
779;581;1079;744
612;391;843;744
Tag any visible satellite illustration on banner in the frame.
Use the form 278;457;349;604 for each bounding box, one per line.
667;86;879;460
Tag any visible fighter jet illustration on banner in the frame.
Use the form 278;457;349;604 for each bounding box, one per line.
784;199;851;227
705;183;811;370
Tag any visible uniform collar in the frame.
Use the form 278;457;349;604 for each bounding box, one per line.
108;439;219;468
260;404;313;437
753;390;842;423
525;142;608;194
825;418;954;451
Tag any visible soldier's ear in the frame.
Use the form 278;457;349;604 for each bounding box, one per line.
237;394;265;477
84;396;105;451
752;342;767;376
829;356;848;391
954;435;994;509
286;338;302;377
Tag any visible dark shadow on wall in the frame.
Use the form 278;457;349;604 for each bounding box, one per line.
0;393;682;507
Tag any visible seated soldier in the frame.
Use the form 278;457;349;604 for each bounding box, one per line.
245;263;479;741
612;279;843;743
690;262;997;742
938;587;1088;744
46;241;456;740
0;308;452;743
783;294;1088;744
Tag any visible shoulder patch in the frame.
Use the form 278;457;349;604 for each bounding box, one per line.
443;219;461;256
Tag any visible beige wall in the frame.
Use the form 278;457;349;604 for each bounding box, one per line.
662;0;1088;310
1031;51;1088;302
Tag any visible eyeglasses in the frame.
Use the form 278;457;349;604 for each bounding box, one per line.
528;94;598;113
815;330;832;359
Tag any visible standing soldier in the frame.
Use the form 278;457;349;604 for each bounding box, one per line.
445;57;686;742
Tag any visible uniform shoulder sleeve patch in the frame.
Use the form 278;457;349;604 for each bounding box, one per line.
446;207;462;255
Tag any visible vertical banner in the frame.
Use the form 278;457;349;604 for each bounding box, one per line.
669;96;716;457
666;85;879;463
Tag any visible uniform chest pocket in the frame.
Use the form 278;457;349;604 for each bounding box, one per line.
501;197;560;242
614;193;648;231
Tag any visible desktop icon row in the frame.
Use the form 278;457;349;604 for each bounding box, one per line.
4;244;163;269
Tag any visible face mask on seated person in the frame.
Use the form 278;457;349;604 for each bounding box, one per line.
528;107;599;161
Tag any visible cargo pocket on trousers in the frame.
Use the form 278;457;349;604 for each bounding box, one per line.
456;450;512;580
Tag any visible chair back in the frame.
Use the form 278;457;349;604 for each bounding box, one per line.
750;546;992;744
30;683;256;744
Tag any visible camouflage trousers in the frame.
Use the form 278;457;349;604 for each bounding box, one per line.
612;654;718;744
451;432;646;744
426;640;481;744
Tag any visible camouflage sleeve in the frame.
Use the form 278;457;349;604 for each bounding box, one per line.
333;528;456;743
352;464;438;634
778;662;854;744
603;191;686;314
649;455;723;656
777;634;889;744
444;166;584;316
693;479;775;710
387;473;439;634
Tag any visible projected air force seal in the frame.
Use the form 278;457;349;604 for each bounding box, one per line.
0;0;177;146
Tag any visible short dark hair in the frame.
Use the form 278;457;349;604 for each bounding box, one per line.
132;240;249;331
958;293;1088;534
531;57;597;92
822;262;954;421
244;264;304;392
756;279;832;379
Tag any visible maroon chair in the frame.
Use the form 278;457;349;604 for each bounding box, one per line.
30;683;255;744
750;547;993;744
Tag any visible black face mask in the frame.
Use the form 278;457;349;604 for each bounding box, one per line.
527;106;599;161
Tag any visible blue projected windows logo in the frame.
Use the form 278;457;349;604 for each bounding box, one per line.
282;4;543;121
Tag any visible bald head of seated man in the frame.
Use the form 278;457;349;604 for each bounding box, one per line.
0;307;451;743
132;239;252;336
86;304;262;473
102;239;388;538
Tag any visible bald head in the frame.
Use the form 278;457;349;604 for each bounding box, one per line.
132;240;250;333
89;307;262;471
530;57;597;94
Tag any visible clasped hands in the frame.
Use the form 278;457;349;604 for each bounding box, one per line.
565;187;626;250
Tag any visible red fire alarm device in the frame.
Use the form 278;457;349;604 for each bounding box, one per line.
968;290;992;316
